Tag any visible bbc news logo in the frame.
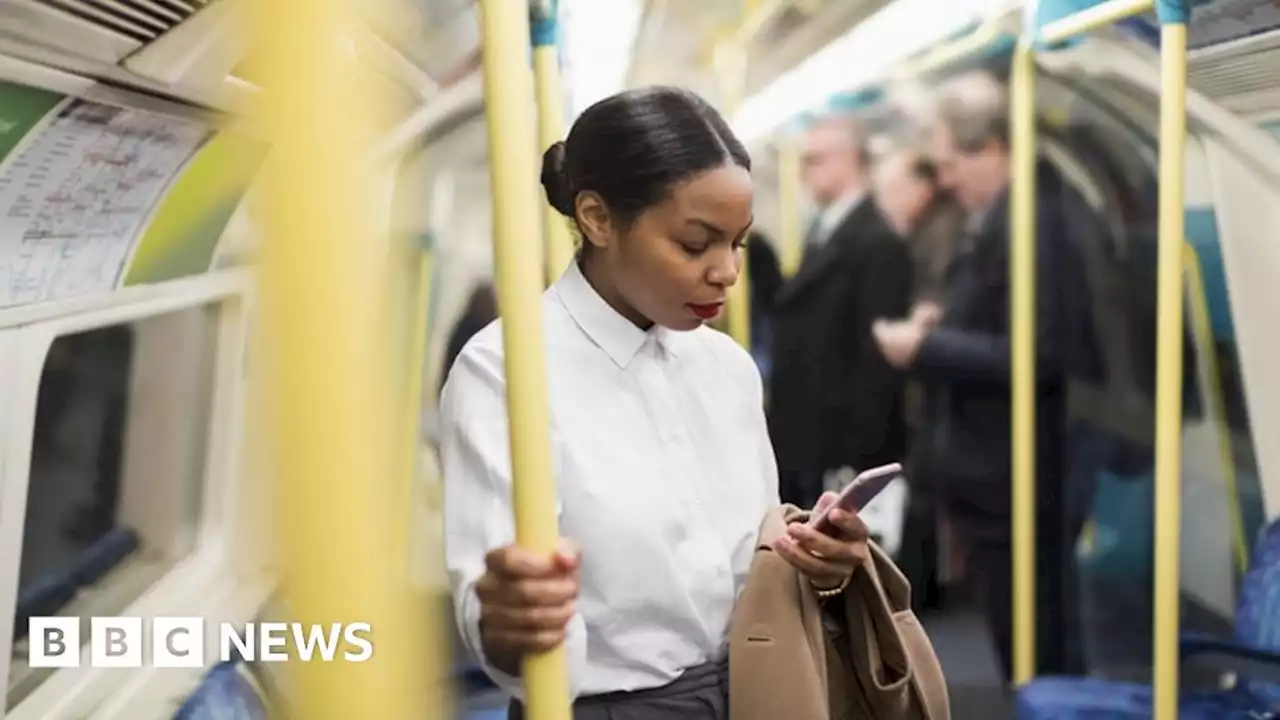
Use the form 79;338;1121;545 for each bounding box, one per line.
28;617;373;668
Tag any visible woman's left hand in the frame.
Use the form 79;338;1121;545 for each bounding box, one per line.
772;492;871;591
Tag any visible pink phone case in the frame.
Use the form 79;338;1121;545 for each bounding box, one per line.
808;462;903;535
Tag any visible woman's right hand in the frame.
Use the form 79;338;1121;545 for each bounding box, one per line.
476;540;580;672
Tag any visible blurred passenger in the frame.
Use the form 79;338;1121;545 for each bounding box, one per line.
872;147;939;240
768;115;914;509
745;229;783;383
440;87;939;718
870;145;962;611
438;282;498;398
872;146;966;304
872;72;1099;683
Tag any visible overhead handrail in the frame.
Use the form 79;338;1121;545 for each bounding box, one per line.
705;0;794;69
894;14;1011;80
531;0;576;286
476;1;572;718
1039;0;1154;45
370;73;485;165
249;0;430;716
1011;5;1192;720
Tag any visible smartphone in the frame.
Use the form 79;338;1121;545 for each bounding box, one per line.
807;462;903;536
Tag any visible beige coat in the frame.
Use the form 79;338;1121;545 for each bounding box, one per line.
729;505;950;719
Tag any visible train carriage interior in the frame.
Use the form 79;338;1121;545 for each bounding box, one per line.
0;0;1276;718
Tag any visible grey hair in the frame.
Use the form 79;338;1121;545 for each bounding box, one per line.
808;113;873;167
933;71;1009;153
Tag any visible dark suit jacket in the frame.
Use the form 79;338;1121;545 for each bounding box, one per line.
911;161;1101;524
767;199;914;481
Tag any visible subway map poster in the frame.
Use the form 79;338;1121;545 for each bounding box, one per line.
0;79;266;309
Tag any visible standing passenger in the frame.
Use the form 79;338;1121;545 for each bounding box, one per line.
439;87;890;719
767;116;914;509
872;73;1098;682
870;145;958;611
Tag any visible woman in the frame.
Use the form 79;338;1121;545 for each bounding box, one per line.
440;87;872;718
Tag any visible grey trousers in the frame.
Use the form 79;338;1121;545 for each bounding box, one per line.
507;658;728;720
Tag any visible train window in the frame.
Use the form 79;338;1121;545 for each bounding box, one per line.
7;305;219;705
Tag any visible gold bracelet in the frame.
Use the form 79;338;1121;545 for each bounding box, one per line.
812;572;852;599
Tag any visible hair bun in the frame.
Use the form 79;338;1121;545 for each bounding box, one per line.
540;141;574;217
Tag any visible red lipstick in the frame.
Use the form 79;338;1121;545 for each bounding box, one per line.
688;302;723;319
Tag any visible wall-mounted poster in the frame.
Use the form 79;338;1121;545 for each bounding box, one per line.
0;79;267;309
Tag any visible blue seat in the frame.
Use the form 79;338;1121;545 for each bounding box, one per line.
172;661;269;720
69;527;139;586
13;527;141;642
13;568;78;641
1017;519;1280;718
459;688;510;720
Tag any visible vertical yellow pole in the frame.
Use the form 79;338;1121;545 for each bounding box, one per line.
778;138;803;278
477;2;572;719
719;46;751;349
1009;38;1038;687
1154;3;1190;717
251;0;426;717
531;0;575;286
1181;242;1249;576
400;242;450;716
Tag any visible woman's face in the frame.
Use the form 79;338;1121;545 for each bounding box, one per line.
582;163;755;331
873;153;936;237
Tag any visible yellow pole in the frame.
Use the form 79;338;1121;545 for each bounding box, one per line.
393;235;452;716
718;45;751;349
531;0;575;286
1154;7;1189;718
1008;38;1038;687
1182;243;1249;575
778;138;803;278
250;0;426;717
477;2;572;718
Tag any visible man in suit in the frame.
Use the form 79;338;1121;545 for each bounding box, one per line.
872;72;1100;682
767;115;914;510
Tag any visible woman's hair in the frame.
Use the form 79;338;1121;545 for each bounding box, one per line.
539;86;752;232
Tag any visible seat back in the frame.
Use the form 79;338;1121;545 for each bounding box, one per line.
14;527;140;642
1234;518;1280;706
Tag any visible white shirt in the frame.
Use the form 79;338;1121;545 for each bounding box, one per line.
814;188;865;246
440;261;780;701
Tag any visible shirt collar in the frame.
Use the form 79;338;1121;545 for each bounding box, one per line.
817;189;865;241
965;182;1011;236
554;260;672;369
